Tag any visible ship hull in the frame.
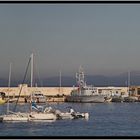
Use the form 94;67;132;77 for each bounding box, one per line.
66;95;105;103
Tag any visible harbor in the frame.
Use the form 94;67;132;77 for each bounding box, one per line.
0;84;140;103
1;3;140;137
0;65;140;104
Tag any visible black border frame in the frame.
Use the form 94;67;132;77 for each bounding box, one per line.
0;0;140;139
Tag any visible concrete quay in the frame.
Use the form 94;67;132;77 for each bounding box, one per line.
0;84;137;103
0;84;73;102
0;84;73;97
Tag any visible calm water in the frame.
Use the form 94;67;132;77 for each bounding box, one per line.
0;102;140;136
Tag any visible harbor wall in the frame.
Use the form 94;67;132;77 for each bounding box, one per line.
0;84;129;97
0;84;73;97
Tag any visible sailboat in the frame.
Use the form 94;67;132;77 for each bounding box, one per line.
0;54;56;122
0;63;29;122
27;53;57;121
123;71;138;102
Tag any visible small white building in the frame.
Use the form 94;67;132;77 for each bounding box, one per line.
96;87;128;97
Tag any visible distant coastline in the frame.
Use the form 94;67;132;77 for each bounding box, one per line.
1;72;140;87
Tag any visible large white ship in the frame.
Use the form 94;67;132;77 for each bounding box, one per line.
66;66;105;103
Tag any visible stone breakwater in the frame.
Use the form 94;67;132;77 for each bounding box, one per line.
0;84;131;102
0;84;73;97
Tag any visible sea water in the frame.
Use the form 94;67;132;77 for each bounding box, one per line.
0;102;140;136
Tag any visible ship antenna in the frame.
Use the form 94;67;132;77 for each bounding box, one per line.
76;66;85;94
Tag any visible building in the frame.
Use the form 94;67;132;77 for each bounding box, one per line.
97;86;128;97
129;86;140;96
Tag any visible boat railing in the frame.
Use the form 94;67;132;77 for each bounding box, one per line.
8;111;23;116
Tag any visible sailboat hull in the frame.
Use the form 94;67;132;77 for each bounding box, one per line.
29;112;57;121
0;113;29;122
0;112;57;122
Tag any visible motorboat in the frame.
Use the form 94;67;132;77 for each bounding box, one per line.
57;111;89;120
54;107;89;120
28;91;46;103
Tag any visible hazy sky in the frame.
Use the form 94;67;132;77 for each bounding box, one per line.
0;4;140;79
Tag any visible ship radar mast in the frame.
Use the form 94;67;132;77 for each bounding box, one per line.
76;66;85;88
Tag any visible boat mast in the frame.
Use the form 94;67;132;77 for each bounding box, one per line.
59;70;61;94
128;71;130;96
31;53;33;88
30;53;33;113
13;55;31;112
7;63;12;114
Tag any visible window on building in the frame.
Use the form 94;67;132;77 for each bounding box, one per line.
137;88;140;95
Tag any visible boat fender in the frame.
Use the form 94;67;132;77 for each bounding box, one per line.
55;110;61;115
81;113;85;117
84;113;89;119
29;115;34;118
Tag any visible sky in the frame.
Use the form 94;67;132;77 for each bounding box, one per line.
0;4;140;80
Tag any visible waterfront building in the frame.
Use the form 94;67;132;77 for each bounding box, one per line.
96;87;128;97
129;86;140;96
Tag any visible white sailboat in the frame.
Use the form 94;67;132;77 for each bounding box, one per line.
0;63;29;122
28;53;57;121
123;71;138;102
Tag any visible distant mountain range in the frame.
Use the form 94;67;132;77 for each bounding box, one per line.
1;71;140;87
42;73;140;87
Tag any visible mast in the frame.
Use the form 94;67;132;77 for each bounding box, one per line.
76;66;85;95
30;53;33;113
7;63;12;114
14;55;31;112
59;70;61;94
128;71;130;96
31;53;33;88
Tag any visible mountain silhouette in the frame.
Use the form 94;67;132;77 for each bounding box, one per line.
0;71;140;87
